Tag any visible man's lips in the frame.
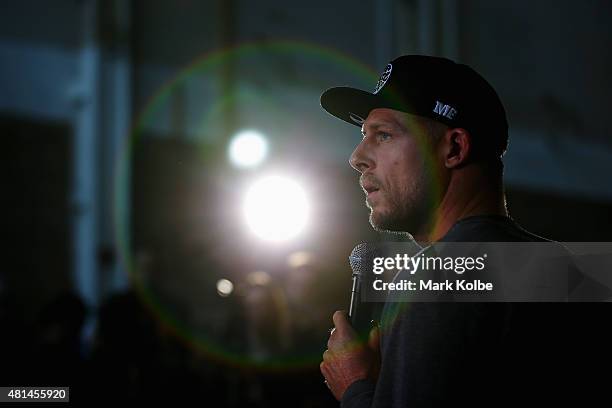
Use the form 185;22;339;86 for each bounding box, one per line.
361;175;381;198
361;184;380;196
365;187;380;206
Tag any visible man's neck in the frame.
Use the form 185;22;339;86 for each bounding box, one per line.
413;169;507;243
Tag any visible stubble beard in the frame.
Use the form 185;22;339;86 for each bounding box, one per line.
368;172;432;236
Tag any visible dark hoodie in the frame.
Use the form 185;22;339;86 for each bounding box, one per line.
341;215;610;407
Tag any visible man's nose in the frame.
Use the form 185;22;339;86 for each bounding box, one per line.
349;140;374;173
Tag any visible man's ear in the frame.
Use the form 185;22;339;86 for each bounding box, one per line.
442;128;471;169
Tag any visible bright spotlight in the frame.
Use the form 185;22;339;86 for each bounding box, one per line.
243;175;309;242
228;130;268;168
216;278;234;297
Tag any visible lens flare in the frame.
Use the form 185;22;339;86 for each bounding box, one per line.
216;279;234;297
244;175;309;242
228;129;268;168
114;40;385;368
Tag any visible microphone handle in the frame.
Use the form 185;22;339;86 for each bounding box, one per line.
349;273;371;334
349;273;360;320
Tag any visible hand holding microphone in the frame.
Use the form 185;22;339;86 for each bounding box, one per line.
320;243;381;400
321;310;381;400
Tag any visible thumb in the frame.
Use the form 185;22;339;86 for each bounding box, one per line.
368;322;380;352
332;310;355;335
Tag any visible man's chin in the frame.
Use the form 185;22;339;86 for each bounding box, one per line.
369;211;405;233
369;209;426;235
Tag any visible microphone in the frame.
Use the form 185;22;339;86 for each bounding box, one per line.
348;240;422;334
348;243;378;334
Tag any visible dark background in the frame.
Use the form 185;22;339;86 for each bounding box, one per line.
2;0;611;405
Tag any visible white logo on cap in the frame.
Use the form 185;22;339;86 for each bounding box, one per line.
433;100;457;120
374;63;392;94
349;112;365;125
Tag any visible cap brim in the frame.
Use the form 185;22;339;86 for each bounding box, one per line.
320;87;397;127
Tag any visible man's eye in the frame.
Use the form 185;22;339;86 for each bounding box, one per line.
378;132;392;141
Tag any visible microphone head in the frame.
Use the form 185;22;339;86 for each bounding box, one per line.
349;242;379;276
349;240;422;276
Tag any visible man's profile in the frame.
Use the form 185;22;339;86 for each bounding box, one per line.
318;55;590;407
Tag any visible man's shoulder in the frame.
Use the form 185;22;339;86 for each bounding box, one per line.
441;214;551;243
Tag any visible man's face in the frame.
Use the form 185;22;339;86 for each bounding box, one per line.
349;108;440;234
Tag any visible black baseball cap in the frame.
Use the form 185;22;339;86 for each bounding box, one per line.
320;55;509;157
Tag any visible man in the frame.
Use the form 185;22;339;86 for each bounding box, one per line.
318;56;603;407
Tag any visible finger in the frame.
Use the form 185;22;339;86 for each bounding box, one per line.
322;349;334;363
332;310;355;334
368;324;380;352
320;361;332;379
321;363;335;389
328;326;336;340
